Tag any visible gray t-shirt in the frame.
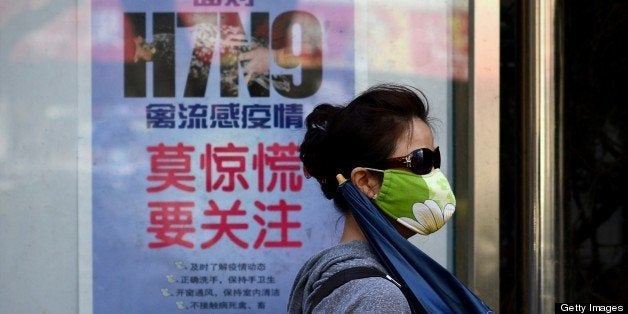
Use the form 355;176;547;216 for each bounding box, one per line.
288;241;411;313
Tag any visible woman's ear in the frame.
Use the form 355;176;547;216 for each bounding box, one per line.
350;167;381;199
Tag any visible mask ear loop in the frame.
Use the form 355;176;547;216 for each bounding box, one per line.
362;168;384;199
338;172;378;198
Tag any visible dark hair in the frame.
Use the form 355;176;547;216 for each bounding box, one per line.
300;84;430;211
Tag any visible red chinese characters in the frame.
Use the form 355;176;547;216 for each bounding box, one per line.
145;141;304;249
147;201;196;248
252;200;302;248
148;142;303;193
201;200;249;249
253;142;302;192
147;143;196;192
201;143;250;192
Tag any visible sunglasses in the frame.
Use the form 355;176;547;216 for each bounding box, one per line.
382;147;441;175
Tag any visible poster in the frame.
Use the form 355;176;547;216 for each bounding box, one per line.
91;0;354;312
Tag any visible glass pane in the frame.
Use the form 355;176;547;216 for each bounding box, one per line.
0;0;468;312
0;1;81;312
499;0;523;311
361;0;468;269
561;1;627;303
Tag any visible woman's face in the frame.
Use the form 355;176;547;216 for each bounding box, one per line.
367;116;434;195
376;116;434;238
351;116;435;199
390;117;435;163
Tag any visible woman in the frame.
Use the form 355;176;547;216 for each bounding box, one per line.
287;84;456;313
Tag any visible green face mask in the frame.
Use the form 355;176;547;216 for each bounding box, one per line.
368;168;456;235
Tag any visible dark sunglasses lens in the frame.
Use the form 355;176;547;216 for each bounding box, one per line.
409;147;442;174
410;149;432;174
434;147;441;169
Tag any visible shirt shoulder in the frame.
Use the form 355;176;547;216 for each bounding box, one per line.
313;276;411;313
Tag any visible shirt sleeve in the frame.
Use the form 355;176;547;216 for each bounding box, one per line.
312;277;412;313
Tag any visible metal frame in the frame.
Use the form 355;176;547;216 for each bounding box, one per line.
521;0;559;312
454;0;500;310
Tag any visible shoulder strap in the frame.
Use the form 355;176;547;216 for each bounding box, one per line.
309;266;393;309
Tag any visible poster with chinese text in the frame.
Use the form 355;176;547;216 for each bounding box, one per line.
91;0;354;312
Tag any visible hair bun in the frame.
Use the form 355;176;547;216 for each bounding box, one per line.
305;103;340;132
300;104;343;199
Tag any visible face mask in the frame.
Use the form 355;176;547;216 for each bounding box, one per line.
368;168;456;235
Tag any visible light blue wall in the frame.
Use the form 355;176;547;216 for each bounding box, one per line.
0;1;81;313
